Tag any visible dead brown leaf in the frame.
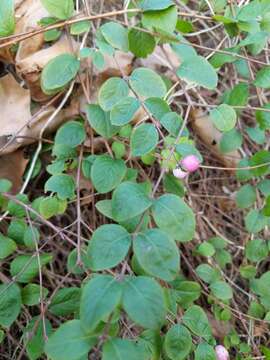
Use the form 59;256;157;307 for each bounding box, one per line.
16;35;79;102
191;109;241;170
0;150;29;193
0;0;48;64
0;73;79;154
207;311;232;340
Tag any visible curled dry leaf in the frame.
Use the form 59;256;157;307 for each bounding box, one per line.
0;150;29;193
16;35;80;102
0;73;79;154
191;109;241;170
0;0;48;64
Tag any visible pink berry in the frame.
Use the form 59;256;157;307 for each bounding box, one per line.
173;167;188;179
181;155;200;172
215;345;229;360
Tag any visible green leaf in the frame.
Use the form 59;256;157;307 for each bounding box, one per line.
152;194;195;242
102;338;148;360
254;66;270;88
7;194;29;218
139;0;174;11
131;123;159;156
210;48;237;68
0;283;21;327
95;200;114;219
177;55;218;90
24;317;52;360
98;77;129;111
92;50;105;70
91;155;127;194
196;242;215;257
100;22;129;52
142;5;177;34
161;112;186;137
250;150;270;176
80;275;122;333
55;121;86;148
248;301;265;319
44;29;61;42
87;224;131;271
86;104;119;138
70;20;91;35
194;343;216;360
196;264;221;284
236;184;256;209
210;104;237;132
0;234;17;259
237;0;262;21
45;174;75;200
41;54;80;94
112;181;152;222
173;280;201;307
128;28;155;58
41;0;74;19
163;173;185;197
144;98;170;120
133;229;179;281
110;97;140;126
172;40;197;62
45;320;96;360
236;157;253;182
245;239;268;263
23;226;40;249
258;179;270;196
226;83;249;109
210;281;233;300
49;288;81;316
0;0;15;37
246;125;265;145
240;265;256;279
0;178;12;193
219;128;243;153
39;197;60;219
123;276;166;329
245;209;268;233
8;219;27;245
10;254;53;283
22;284;48;306
256;103;270;130
130;67;167;99
176;19;194;33
263;195;270;216
164;324;192;360
182;305;211;338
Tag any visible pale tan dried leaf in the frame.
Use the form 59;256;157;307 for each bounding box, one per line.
96;50;134;78
16;35;78;75
0;74;79;154
0;0;48;63
0;150;29;193
191;109;241;170
0;73;31;140
16;35;79;102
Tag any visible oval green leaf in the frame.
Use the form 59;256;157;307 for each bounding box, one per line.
87;224;131;271
133;228;179;281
